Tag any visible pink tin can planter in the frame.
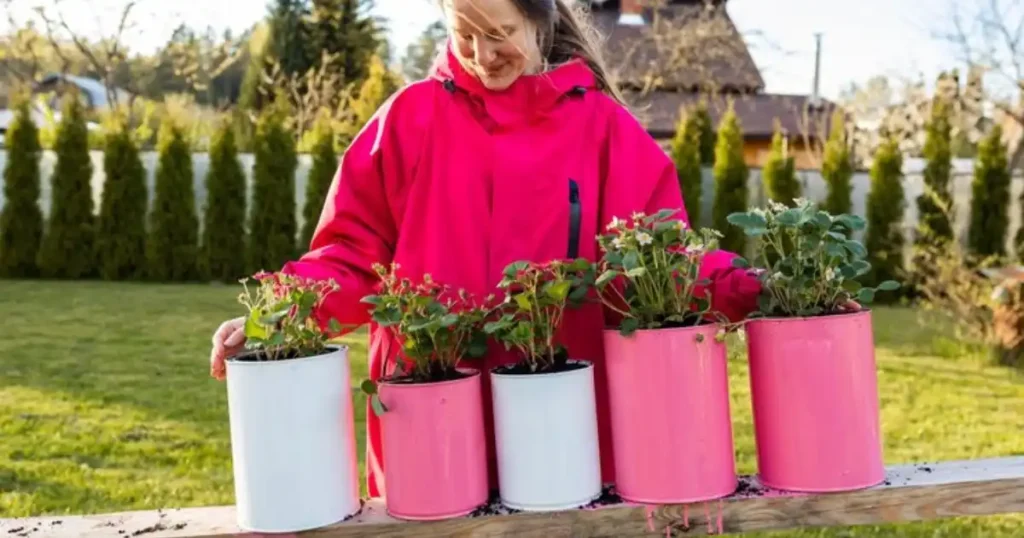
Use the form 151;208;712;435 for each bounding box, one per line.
360;264;495;520
603;324;737;503
378;369;489;520
725;201;900;493
746;311;885;492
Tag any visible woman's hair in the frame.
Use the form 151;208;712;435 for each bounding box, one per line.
442;0;626;105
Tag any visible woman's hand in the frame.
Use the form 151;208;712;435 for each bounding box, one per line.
838;300;863;311
210;317;246;381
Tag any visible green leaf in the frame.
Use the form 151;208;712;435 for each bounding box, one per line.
843;240;868;258
776;209;802;226
546;280;572;301
625;267;647;278
328;318;342;333
850;260;871;276
813;212;833;228
622;251;640;271
619;317;640;336
440;313;459;327
361;295;382;305
596;270;618;287
877;280;901;291
744;227;768;236
244;312;269;340
835;214;866;231
732;257;750;269
856;287;876;304
503;261;529;279
726;212;767;229
514;294;532;311
370;394;388;416
360;379;378;395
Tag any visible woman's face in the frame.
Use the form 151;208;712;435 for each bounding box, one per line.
443;0;542;91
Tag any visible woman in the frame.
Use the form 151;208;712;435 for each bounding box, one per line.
209;0;763;497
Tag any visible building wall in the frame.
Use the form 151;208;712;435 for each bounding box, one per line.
743;139;823;171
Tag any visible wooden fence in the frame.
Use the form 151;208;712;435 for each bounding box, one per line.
2;456;1022;537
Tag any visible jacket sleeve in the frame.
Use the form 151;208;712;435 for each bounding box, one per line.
280;112;401;334
601;102;760;323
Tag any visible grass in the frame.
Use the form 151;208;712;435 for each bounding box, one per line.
0;280;1022;537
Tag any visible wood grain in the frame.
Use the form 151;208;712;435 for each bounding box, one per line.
2;457;1022;538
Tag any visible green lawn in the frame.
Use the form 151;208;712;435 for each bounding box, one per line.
0;280;1022;537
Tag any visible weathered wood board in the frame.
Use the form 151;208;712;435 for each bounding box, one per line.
2;457;1022;537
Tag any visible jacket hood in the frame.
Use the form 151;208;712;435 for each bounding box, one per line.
428;40;597;124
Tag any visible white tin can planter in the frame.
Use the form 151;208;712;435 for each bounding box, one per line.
490;360;602;511
225;345;360;532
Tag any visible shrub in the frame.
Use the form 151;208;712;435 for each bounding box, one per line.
37;92;96;279
711;101;748;254
343;54;401;138
864;137;906;292
237;270;343;361
95;118;148;280
300;114;338;249
147;121;199;281
915;98;954;247
670;110;703;227
200;118;248;283
969;125;1010;259
691;98;715;165
762;121;800;207
821;109;853;217
0;98;44;278
248;97;298;273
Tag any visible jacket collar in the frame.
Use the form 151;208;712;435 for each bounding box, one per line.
428;40;596;125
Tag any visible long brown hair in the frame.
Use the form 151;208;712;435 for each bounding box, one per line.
440;0;626;105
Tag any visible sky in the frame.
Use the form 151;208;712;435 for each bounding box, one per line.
2;0;966;101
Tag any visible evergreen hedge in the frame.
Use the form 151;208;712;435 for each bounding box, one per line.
969;125;1010;259
821;109;854;217
200;118;248;283
96;119;148;280
762;121;800;207
864;137;906;289
147;121;199;281
37;93;96;279
671;110;703;227
301;114;338;249
711;101;748;254
0;98;44;278
916;97;954;247
248;97;298;273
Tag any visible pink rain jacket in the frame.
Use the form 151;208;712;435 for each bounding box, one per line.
282;47;761;497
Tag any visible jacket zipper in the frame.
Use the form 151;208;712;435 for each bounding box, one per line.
568;179;581;259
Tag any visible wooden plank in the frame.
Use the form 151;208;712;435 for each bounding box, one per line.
2;457;1023;538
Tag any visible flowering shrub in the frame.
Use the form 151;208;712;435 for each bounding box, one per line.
237;271;343;360
484;258;595;373
727;199;900;317
595;209;726;335
361;263;493;383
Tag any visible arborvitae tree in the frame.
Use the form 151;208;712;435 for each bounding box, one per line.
915;97;954;247
37;92;95;279
301;114;338;249
95;118;148;280
864;137;906;288
762;121;801;206
267;0;314;78
821;108;854;216
311;0;383;87
346;54;402;136
147;121;199;281
671;110;703;227
969;125;1010;259
0;98;44;278
200;118;248;283
690;98;715;165
248;97;298;273
711;101;748;254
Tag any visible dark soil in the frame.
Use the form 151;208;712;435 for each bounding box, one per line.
582;485;622;508
469;491;523;517
493;348;589;376
733;477;766;497
380;370;472;385
229;348;305;362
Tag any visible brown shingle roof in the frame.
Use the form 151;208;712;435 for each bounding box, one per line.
627;90;838;141
590;0;765;93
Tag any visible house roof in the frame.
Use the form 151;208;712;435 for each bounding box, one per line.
34;74;129;109
628;90;838;141
589;0;765;93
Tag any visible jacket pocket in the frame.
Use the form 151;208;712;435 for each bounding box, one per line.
568;178;581;259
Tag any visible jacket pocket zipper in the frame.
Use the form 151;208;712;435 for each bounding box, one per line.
568;179;581;259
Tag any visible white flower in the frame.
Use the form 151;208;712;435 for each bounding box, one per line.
631;212;645;222
768;200;787;212
772;271;785;281
737;328;747;343
607;217;625;231
636;232;653;246
685;243;705;254
825;267;836;281
612;237;625;250
678;220;688;230
794;197;810;208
